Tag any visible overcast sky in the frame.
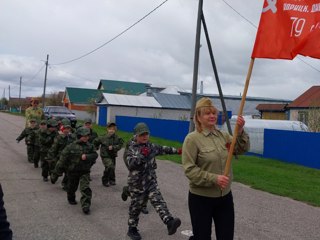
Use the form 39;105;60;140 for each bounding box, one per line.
1;0;319;100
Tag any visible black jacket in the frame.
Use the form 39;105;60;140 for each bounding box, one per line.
0;184;13;240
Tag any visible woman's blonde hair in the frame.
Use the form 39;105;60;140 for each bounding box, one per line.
193;97;218;132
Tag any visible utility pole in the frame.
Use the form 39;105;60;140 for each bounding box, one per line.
188;1;233;135
42;54;49;108
201;13;232;135
19;76;22;113
189;0;203;132
8;85;10;111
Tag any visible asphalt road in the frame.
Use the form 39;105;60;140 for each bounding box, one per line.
1;112;319;240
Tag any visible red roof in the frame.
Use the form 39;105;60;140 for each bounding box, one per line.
288;86;320;108
256;103;288;111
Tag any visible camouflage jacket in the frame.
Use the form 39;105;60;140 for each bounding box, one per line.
93;133;124;158
124;139;178;189
16;127;38;145
39;129;58;153
123;138;134;170
32;128;44;147
55;140;98;174
47;133;76;162
25;107;44;126
88;129;98;144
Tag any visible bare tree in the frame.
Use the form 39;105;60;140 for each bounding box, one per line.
85;98;97;120
308;100;320;132
46;92;63;106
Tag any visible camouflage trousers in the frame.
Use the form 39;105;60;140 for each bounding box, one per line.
67;172;92;209
33;146;40;166
101;157;116;184
40;152;50;178
26;144;35;163
40;152;55;178
123;185;148;208
61;172;69;189
128;182;172;227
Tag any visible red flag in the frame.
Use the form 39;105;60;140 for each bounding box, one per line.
252;0;320;60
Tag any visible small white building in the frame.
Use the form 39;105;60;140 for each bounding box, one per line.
95;93;191;126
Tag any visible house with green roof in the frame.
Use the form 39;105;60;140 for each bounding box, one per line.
63;79;150;122
98;79;150;95
63;87;106;121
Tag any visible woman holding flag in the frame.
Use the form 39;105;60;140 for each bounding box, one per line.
182;97;250;240
182;0;319;238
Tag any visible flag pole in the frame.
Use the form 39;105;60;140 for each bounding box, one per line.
224;58;255;176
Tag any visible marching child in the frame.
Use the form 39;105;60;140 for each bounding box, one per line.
122;139;149;214
39;119;58;181
47;118;76;190
16;118;38;164
94;122;124;187
124;122;182;240
32;120;47;168
51;127;98;215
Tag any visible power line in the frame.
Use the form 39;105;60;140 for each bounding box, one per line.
220;0;320;73
220;0;257;29
52;0;169;66
27;63;46;82
49;65;94;82
297;57;320;73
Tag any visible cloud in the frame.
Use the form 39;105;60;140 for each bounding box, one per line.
0;0;319;100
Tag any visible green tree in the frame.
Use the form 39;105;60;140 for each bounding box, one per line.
0;97;8;110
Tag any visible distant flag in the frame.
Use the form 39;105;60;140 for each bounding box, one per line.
252;0;320;60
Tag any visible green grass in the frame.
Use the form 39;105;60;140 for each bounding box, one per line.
93;123;320;207
232;156;320;207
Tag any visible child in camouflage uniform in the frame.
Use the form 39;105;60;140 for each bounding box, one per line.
83;118;98;182
122;139;149;215
16;118;38;164
94;122;124;187
124;122;182;240
51;127;98;215
83;118;98;143
39;119;58;182
47;118;76;190
32;120;47;168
